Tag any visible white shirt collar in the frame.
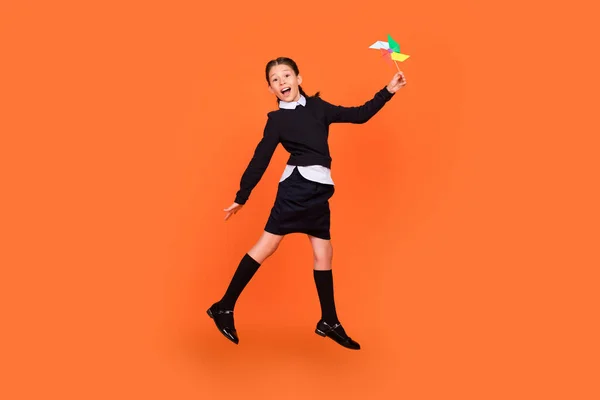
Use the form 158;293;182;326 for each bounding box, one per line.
279;94;306;109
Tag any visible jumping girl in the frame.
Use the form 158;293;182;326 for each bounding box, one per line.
207;57;406;350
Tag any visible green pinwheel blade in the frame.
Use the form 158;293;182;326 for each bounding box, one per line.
388;34;400;53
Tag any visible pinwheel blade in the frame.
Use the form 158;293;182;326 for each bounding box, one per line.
387;34;401;53
369;40;389;50
391;52;410;62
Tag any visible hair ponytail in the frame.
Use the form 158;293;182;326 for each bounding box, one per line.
299;85;320;99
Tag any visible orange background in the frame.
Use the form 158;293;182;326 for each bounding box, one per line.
1;0;599;399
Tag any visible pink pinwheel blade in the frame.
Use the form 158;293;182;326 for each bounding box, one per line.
379;48;394;66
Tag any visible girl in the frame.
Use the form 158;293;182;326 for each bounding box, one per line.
207;57;406;350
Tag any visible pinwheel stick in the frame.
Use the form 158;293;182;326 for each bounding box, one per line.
393;60;400;72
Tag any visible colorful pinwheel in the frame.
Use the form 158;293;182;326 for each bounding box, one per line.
369;34;410;71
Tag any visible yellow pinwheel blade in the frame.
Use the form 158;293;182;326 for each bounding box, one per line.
391;52;410;62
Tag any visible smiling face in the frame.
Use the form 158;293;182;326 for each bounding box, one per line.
267;63;303;102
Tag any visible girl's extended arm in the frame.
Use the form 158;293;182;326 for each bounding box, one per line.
234;115;280;205
320;72;405;124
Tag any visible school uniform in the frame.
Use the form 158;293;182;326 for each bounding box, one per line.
234;86;395;240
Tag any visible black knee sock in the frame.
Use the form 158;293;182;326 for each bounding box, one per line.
313;269;340;324
219;253;261;310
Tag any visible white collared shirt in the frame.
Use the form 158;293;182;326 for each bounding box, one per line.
278;95;335;185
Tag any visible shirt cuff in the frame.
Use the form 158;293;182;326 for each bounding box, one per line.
234;195;247;205
381;86;395;100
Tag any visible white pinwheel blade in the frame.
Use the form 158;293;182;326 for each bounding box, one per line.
369;41;389;50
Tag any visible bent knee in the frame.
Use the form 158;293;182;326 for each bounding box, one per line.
249;235;283;263
313;250;333;269
265;240;281;256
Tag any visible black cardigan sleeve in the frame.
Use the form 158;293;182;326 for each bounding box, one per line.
320;86;395;125
234;115;280;205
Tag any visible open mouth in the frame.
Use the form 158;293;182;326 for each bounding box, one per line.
281;87;291;97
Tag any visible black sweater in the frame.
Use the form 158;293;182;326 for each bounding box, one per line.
234;86;395;205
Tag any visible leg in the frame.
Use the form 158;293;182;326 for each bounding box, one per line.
308;234;360;350
308;234;334;271
207;231;284;344
308;235;337;322
247;230;285;264
221;230;284;309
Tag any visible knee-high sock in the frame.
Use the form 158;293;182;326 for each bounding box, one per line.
313;269;339;324
219;253;261;310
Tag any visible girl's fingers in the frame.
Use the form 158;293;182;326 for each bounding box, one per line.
224;203;237;212
224;205;242;220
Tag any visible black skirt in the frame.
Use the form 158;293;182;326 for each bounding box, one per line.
264;167;335;240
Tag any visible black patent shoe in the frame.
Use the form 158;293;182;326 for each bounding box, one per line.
315;320;360;350
206;302;239;344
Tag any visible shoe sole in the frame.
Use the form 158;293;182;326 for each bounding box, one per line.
206;307;239;345
315;328;360;350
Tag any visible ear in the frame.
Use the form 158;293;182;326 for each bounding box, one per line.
297;75;303;85
268;85;274;94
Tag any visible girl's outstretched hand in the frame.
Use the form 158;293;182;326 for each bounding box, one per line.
224;202;243;221
386;71;407;93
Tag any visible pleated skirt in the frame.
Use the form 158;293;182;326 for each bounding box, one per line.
264;167;335;240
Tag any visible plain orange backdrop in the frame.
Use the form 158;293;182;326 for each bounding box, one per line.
1;0;599;399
